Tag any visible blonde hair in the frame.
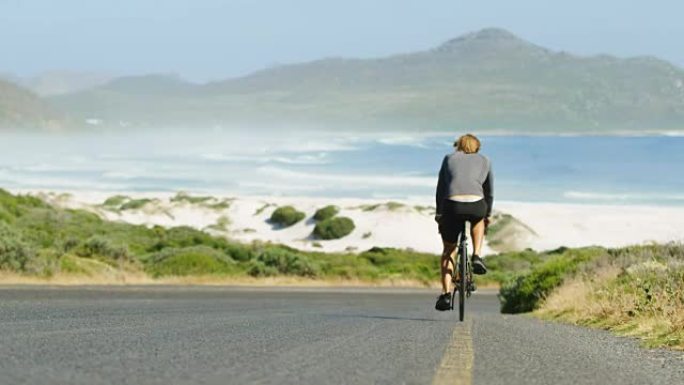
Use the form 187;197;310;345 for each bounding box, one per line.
454;134;481;154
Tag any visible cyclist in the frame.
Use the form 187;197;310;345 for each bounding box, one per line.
434;134;493;311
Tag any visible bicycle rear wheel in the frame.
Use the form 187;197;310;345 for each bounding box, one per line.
458;244;467;322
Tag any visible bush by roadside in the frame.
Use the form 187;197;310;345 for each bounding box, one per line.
497;243;684;350
536;244;684;349
499;247;602;313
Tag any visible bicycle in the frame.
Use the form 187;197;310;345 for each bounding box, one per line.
449;221;475;322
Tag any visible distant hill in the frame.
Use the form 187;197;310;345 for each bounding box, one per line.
50;74;200;127
51;28;684;132
0;79;65;130
22;70;115;97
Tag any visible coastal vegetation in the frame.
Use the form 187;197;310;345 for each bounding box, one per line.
170;192;232;210
269;206;306;228
313;217;356;240
313;205;339;221
356;202;406;212
0;190;437;283
101;195;155;211
254;203;275;216
310;205;355;240
497;243;684;350
205;216;231;232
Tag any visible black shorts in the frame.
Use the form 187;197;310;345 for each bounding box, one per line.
438;199;488;243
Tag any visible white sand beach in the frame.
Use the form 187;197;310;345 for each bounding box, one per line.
28;190;684;256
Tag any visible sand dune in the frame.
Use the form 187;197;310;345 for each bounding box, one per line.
33;191;684;255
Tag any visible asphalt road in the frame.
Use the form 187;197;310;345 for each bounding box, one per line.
0;286;682;385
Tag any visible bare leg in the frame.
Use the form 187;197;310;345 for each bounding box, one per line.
440;241;457;294
471;219;485;256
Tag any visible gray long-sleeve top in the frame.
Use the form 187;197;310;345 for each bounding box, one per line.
435;151;494;217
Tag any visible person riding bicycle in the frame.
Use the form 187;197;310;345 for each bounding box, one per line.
434;133;493;311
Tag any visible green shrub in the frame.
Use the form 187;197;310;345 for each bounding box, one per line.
146;246;235;277
25;249;60;276
254;203;275;216
0;190;46;223
345;246;437;284
313;205;339;221
206;216;231;232
483;249;546;284
224;243;254;262
170;192;212;204
120;198;153;211
359;202;404;212
207;200;232;210
254;247;319;277
169;192;231;210
361;247;396;266
269;206;305;227
0;207;14;224
76;236;129;261
499;248;601;313
152;226;227;250
313;217;355;240
385;202;405;211
0;222;34;270
247;260;279;277
102;195;129;209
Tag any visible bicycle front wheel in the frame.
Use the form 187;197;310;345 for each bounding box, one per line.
458;245;467;322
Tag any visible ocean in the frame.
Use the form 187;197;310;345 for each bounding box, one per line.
1;131;682;205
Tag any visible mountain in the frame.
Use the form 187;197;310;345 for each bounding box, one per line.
49;74;199;127
51;28;684;132
0;78;65;130
22;70;115;97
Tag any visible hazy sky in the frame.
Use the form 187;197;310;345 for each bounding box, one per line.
1;0;683;81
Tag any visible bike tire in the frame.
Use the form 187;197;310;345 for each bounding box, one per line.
459;244;467;322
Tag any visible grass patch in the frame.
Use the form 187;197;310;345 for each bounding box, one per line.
170;191;212;205
358;201;406;212
120;198;154;211
146;246;237;277
254;203;275;216
170;192;233;210
206;216;231;232
413;205;435;215
102;195;130;209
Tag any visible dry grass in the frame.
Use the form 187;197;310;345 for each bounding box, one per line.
0;271;444;289
536;263;684;350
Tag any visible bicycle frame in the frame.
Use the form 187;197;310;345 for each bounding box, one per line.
450;222;472;321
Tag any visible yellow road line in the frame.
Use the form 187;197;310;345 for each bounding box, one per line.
432;318;474;385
